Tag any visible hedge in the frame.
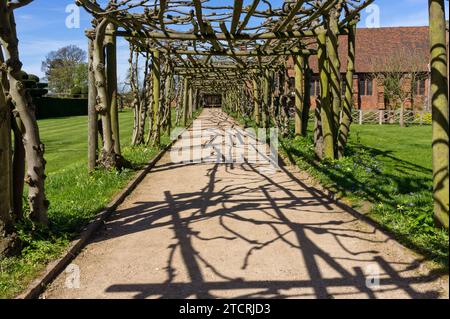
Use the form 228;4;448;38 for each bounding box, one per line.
34;97;88;119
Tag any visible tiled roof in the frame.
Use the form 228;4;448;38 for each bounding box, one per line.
287;26;431;76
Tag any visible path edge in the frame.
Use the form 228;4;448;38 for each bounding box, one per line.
16;121;194;299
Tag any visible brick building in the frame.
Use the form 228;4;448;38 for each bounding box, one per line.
286;26;446;111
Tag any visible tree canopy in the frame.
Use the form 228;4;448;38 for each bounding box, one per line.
41;45;88;94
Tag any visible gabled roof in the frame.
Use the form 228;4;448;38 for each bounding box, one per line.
288;26;431;76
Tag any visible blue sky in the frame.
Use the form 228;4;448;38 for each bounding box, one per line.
14;0;449;84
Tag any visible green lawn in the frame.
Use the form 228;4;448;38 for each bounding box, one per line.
226;109;447;267
280;123;448;268
0;108;197;299
38;110;135;173
350;125;432;177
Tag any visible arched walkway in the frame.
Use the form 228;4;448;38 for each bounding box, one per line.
44;109;448;299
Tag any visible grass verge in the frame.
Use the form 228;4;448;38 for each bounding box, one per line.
0;108;200;298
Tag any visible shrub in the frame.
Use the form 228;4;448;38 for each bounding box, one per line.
36;83;48;89
29;88;49;98
17;70;28;80
28;74;40;83
22;79;37;89
33;97;88;119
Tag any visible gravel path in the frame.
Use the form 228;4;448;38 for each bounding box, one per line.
44;108;448;299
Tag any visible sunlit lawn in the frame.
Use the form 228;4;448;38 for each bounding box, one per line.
38;109;135;173
280;123;448;268
0;108;196;298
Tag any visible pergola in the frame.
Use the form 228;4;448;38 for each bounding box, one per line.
1;0;448;259
77;0;374;170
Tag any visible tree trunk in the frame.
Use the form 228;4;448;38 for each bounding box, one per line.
152;51;161;147
301;63;312;136
11;115;25;220
105;23;120;155
314;100;324;160
0;47;17;256
87;35;98;172
182;77;188;126
429;0;449;229
338;22;356;158
138;54;151;143
252;76;260;127
294;55;304;135
130;47;142;145
262;69;270;128
0;5;48;225
93;19;119;169
0;44;12;217
165;70;174;134
399;103;405;127
280;95;290;137
326;9;342;156
317;32;335;160
188;84;193;120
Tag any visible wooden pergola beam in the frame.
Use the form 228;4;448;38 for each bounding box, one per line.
115;29;327;41
237;0;260;34
147;48;316;57
230;0;244;35
193;0;208;35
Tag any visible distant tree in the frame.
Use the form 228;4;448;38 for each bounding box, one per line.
370;48;427;127
41;45;88;94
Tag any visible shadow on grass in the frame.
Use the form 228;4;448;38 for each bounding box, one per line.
279;135;448;268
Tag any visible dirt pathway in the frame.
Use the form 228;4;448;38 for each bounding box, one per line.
44;108;448;299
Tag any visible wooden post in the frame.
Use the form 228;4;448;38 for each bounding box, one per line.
194;88;199;112
301;61;312;136
263;69;270;128
379;110;383;125
0;34;24;222
1;5;50;223
183;77;188;126
105;23;120;155
327;9;341;154
429;0;449;229
317;32;334;160
252;76;260;127
0;44;14;250
188;84;193;119
337;21;356;158
87;35;98;172
268;71;276;123
314;100;323;159
93;19;118;170
152;51;161;146
359;110;363;124
164;68;174;134
294;55;304;135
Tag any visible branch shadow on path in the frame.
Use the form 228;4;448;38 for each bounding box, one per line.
86;109;445;299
